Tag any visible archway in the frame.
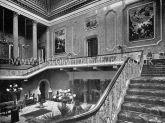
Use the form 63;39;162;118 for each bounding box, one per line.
38;79;50;100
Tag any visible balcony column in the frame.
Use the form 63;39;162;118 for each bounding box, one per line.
46;27;50;60
32;21;37;59
83;79;88;103
100;79;105;95
13;12;19;58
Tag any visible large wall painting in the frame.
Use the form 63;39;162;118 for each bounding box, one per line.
54;28;65;54
128;3;155;42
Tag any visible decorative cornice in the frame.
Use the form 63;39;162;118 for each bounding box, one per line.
48;0;100;19
6;0;48;19
3;0;101;21
0;0;120;26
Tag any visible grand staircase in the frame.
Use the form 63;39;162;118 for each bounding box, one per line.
116;63;165;123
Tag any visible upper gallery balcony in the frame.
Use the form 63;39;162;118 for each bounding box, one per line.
0;51;142;79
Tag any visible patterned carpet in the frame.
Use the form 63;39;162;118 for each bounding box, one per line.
21;109;51;119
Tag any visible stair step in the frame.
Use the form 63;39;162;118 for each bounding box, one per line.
142;67;165;70
130;78;165;84
142;72;165;74
124;95;165;106
127;89;165;97
142;71;165;76
141;74;165;77
142;70;165;72
143;65;165;67
142;70;165;73
116;120;134;123
141;73;165;77
129;83;165;90
118;110;165;123
122;102;165;117
142;69;165;72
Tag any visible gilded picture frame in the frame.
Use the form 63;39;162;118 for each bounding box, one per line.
123;0;162;47
54;28;66;54
128;2;155;42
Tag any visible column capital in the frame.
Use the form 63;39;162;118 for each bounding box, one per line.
46;26;50;30
100;79;105;82
83;79;88;82
13;12;19;17
32;20;38;24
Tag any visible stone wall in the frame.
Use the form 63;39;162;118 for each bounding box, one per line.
49;0;164;58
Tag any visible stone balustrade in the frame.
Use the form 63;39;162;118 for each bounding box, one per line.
0;51;142;78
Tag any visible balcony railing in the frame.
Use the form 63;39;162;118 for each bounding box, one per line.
0;51;142;78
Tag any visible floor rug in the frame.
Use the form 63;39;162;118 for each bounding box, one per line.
21;109;51;119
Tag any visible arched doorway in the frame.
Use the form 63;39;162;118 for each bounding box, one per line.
38;79;50;101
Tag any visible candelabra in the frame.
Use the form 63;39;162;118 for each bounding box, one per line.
6;83;23;108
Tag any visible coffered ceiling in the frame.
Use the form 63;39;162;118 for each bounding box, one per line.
6;0;100;20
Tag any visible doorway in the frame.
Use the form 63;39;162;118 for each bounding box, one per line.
87;37;98;57
39;80;49;101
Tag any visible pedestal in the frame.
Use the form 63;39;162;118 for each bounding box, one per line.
11;109;19;122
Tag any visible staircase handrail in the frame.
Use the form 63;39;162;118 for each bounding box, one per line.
55;49;143;123
56;57;131;123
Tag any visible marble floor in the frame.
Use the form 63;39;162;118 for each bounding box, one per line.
0;101;69;123
0;101;95;123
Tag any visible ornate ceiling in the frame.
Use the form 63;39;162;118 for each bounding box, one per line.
6;0;100;20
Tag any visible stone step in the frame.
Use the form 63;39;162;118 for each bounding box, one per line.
141;73;165;76
129;83;165;90
143;65;165;67
141;74;165;77
121;102;165;117
118;110;165;123
141;71;165;75
116;120;134;123
130;78;165;84
142;68;165;71
142;69;165;72
127;89;165;97
142;67;165;69
124;95;165;106
142;67;165;70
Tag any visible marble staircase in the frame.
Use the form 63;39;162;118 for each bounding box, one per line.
116;65;165;123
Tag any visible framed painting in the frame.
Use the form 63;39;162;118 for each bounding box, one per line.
54;28;66;54
128;2;155;42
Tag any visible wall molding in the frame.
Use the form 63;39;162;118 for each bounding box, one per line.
105;10;117;52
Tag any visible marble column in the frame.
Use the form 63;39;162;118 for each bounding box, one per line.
83;79;88;103
33;21;37;59
13;12;19;58
100;79;105;95
46;27;50;60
